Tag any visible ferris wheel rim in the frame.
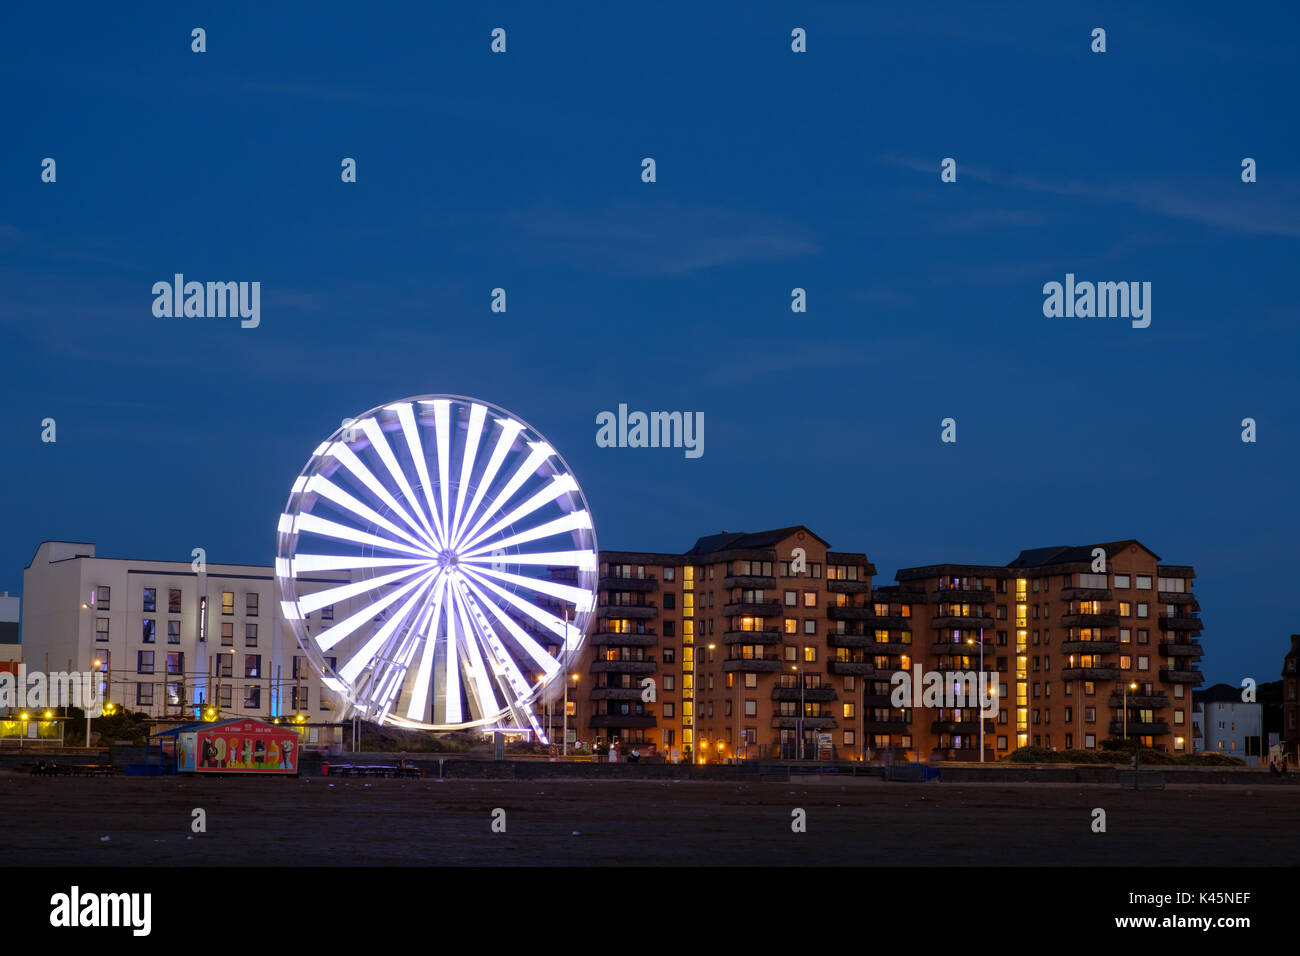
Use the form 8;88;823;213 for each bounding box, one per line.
274;394;598;734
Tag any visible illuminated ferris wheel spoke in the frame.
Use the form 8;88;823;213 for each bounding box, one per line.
430;400;454;541
277;395;597;732
448;403;488;546
457;474;577;556
338;570;442;684
359;417;442;548
455;418;525;552
452;442;555;551
297;563;431;617
331;442;440;552
291;553;429;575
456;571;564;679
315;569;435;653
394;402;449;547
404;576;449;722
306;475;435;555
293;512;432;558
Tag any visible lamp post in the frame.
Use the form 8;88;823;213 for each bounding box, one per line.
792;664;805;760
690;643;715;764
563;672;578;757
966;628;989;762
1123;681;1138;740
87;657;103;748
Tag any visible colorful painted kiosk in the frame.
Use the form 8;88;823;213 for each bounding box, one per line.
151;718;300;775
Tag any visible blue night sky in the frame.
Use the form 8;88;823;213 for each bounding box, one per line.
2;2;1297;686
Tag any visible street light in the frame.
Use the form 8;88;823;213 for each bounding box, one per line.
1123;681;1138;740
563;671;579;757
690;643;716;764
792;664;805;760
966;628;989;762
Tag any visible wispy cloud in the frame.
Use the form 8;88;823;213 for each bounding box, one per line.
884;154;1300;238
505;202;819;276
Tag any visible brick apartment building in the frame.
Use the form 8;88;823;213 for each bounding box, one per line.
574;532;1206;762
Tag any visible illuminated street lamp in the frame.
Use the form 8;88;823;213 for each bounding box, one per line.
1123;681;1138;740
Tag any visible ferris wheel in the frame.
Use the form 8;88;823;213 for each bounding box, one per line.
275;396;597;736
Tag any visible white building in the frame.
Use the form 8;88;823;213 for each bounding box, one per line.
21;541;354;727
1193;682;1263;766
0;592;19;663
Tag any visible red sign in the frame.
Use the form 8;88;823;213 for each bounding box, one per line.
192;721;298;774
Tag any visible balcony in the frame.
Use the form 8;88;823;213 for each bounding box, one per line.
930;616;995;630
931;638;993;655
588;687;644;701
826;579;871;594
1157;591;1198;607
931;719;995;735
929;588;993;603
1061;613;1119;628
772;686;837;703
1160;669;1204;685
723;602;781;617
590;631;658;647
723;657;782;674
1108;720;1171;736
596;603;658;620
1158;616;1204;633
827;660;876;676
864;692;897;707
771;715;838;730
721;629;782;645
1159;641;1204;658
1061;666;1121;681
1061;639;1122;656
722;575;777;590
589;714;656;729
1059;587;1113;602
859;641;913;655
598;575;657;592
591;658;657;675
864;615;912;630
863;719;911;734
827;605;874;621
1107;693;1170;709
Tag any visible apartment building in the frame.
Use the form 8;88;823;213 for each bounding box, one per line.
1282;635;1300;762
891;540;1204;760
1192;683;1262;765
574;527;876;761
20;541;352;730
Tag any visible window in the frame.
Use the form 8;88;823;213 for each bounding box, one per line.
137;651;155;674
1079;573;1106;589
95;618;110;642
167;620;181;644
663;593;675;610
804;647;816;662
221;591;234;615
844;731;856;746
803;592;816;608
784;591;797;606
219;686;232;708
168;589;182;614
245;655;261;678
1084;734;1096;749
142;619;156;643
218;655;233;678
1119;602;1131;617
1137;656;1149;671
663;702;675;718
744;699;757;717
663;648;675;664
142;588;157;612
844;676;856;692
221;622;234;646
843;703;856;718
166;682;183;706
663;567;675;582
1138;629;1149;644
1137;603;1149;619
1136;575;1152;590
166;652;184;675
784;645;798;661
1114;574;1130;589
96;586;112;611
803;620;816;635
1120;628;1131;643
245;623;258;647
245;686;261;708
321;605;334;621
662;675;675;692
136;682;154;706
744;673;757;689
292;686;310;711
246;593;259;616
